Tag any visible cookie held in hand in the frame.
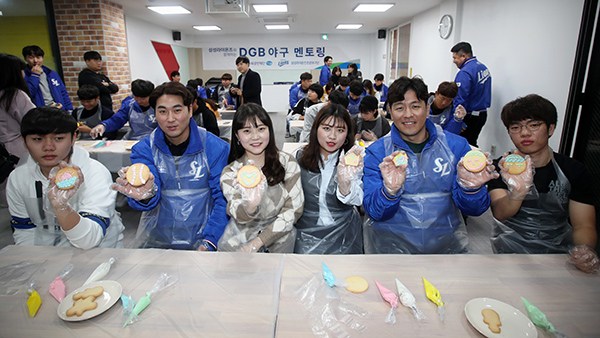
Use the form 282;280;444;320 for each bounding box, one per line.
237;165;261;189
503;154;527;175
126;163;150;187
463;150;487;173
55;167;79;190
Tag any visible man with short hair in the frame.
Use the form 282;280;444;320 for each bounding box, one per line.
113;82;230;250
7;107;124;249
170;70;181;83
230;56;262;106
289;72;313;110
78;51;119;110
451;42;492;147
373;73;388;104
211;73;234;108
319;56;333;86
347;80;365;116
337;76;350;92
22;45;73;111
487;94;598;273
72;85;116;140
427;81;466;135
90;79;156;140
362;76;497;254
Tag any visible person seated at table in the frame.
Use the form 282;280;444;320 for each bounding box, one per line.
363;79;375;96
90;79;157;140
72;85;117;140
329;66;342;86
299;90;349;143
487;94;598;273
373;73;388;105
362;76;498;254
186;85;219;137
294;103;363;254
289;83;324;120
7;107;124;249
112;82;230;250
218;103;303;253
427;81;466;135
211;73;234;108
289;72;313;112
336;76;350;92
353;95;391;142
346;80;365;116
195;78;208;99
347;63;363;82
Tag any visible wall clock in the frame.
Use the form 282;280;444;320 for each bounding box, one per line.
439;14;453;39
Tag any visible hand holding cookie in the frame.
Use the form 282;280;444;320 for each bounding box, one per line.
499;152;533;200
379;150;408;196
337;145;364;196
112;165;156;201
47;162;84;211
457;151;499;191
233;161;267;215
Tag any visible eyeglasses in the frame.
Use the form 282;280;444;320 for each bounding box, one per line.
508;121;543;134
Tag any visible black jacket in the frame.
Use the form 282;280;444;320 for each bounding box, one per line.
236;69;262;106
78;68;119;109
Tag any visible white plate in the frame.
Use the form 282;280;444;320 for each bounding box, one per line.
464;298;538;338
57;280;122;321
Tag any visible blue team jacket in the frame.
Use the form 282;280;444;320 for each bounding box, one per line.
453;57;492;112
24;66;73;110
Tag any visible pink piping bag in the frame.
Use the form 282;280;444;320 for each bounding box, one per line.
374;280;399;324
49;263;73;302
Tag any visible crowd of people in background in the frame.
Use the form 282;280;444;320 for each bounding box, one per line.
0;40;597;275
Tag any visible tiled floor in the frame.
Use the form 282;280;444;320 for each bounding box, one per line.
0;111;496;254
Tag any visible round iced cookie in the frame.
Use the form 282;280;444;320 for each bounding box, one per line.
503;154;527;175
462;150;487;173
393;152;408;167
345;276;369;293
55;167;79;190
126;163;150;187
237;164;261;189
344;152;360;167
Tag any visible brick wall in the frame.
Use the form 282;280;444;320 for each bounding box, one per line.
53;0;130;111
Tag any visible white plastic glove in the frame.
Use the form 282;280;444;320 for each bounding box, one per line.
90;124;106;139
569;245;599;274
379;150;408;197
337;145;364;196
498;152;534;200
111;166;157;201
456;152;499;191
232;160;267;215
454;104;467;120
47;161;84;215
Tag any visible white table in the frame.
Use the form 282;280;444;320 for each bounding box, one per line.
281;142;307;155
289;120;304;141
75;140;137;173
217;119;233;140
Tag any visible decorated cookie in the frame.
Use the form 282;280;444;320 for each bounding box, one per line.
482;308;502;333
344;152;360;167
503;154;527;175
237;164;261;189
126;163;150;187
462;150;487;173
393;152;408;167
73;286;104;301
55;167;79;190
345;276;369;293
67;297;99;317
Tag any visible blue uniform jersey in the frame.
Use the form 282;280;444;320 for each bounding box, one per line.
453;57;491;112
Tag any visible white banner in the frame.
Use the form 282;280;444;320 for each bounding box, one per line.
203;44;353;70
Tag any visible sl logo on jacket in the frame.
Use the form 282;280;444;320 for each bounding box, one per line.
433;158;451;177
51;79;60;87
189;161;206;179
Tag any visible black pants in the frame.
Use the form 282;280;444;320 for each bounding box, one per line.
460;112;487;147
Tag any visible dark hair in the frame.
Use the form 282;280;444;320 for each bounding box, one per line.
374;73;384;81
77;84;100;100
0;53;31;111
187;79;198;88
170;70;180;80
332;66;342;76
22;45;44;58
131;79;154;97
347;63;358;74
324;56;332;63
451;42;473;57
298;103;354;172
387;76;429;108
149;81;193;109
338;76;350;87
221;73;233;80
436;81;458;98
359;95;378;113
195;78;203;86
235;56;250;65
229;103;284;186
83;51;102;61
325;82;334;94
363;79;375;95
186;85;199;103
300;72;312;81
308;83;324;98
328;89;349;108
500;94;558;129
205;98;218;112
21;106;78;137
349;80;364;96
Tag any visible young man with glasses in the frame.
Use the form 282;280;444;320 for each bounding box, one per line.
487;94;598;273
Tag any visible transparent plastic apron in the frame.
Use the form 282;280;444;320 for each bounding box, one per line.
356;114;383;140
294;161;362;254
218;179;296;253
24;178;72;246
134;128;212;250
76;106;102;140
363;125;468;254
126;101;157;140
492;152;572;253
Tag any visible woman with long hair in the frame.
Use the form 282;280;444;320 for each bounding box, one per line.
363;79;375;96
347;63;363;82
329;66;342;86
294;103;364;254
218;103;304;253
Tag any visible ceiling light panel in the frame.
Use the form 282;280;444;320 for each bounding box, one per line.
353;4;394;12
147;6;191;15
253;4;288;13
193;25;221;31
265;24;290;30
336;24;363;30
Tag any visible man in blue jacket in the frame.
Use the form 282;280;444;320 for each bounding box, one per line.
362;76;498;254
319;56;332;86
112;82;230;251
22;45;73;111
451;42;492;147
427;81;466;135
289;72;312;110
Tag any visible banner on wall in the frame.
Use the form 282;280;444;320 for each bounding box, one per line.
202;44;352;70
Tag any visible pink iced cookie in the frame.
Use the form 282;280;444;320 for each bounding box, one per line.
55;167;79;190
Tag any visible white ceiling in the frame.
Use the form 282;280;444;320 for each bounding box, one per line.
108;0;443;36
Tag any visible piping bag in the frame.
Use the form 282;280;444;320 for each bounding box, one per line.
423;277;444;322
321;262;347;288
521;297;569;338
26;280;42;317
49;263;74;302
83;257;116;286
123;273;178;328
395;278;426;323
374;280;399;324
